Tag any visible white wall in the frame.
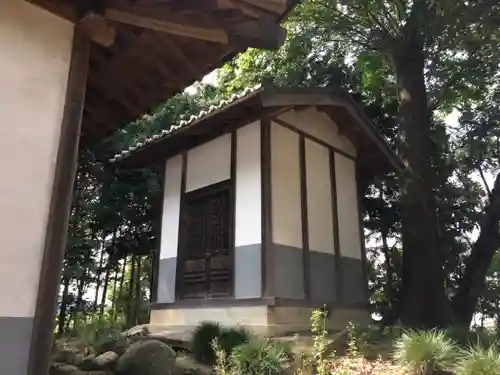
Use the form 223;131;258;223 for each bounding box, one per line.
270;122;302;248
335;154;362;259
305;139;335;255
235;121;261;247
277;107;357;158
160;155;183;259
0;0;73;318
186;133;231;192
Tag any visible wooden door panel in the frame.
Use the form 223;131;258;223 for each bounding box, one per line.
178;183;233;300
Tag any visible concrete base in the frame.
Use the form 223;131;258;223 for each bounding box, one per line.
149;304;370;336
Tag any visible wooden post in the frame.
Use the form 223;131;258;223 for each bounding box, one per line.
27;29;90;375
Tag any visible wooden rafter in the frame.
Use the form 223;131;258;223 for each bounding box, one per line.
158;35;200;77
105;6;228;43
104;3;287;49
164;0;262;18
237;0;289;14
28;0;299;140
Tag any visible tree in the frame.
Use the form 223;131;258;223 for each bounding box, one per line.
218;0;500;328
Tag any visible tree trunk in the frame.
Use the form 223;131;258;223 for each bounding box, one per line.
58;275;70;335
117;256;127;317
100;261;111;316
392;39;451;328
381;230;394;308
452;172;500;325
111;260;119;322
134;256;142;326
93;240;105;310
126;254;137;327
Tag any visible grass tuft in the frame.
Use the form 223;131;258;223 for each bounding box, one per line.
456;345;500;375
393;329;458;375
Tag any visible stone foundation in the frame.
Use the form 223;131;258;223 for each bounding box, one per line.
148;303;370;336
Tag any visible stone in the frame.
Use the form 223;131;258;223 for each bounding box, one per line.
131;332;190;351
93;351;120;369
53;349;78;364
116;339;177;375
124;325;149;338
79;354;99;371
95;336;130;356
50;364;79;375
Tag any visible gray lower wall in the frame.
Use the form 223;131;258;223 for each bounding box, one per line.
270;244;305;299
235;244;262;298
268;247;364;305
309;251;337;302
0;316;33;375
156;248;365;305
339;256;366;305
158;257;177;303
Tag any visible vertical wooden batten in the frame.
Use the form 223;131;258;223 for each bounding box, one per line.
28;30;91;375
355;166;370;307
329;151;343;305
229;131;237;298
299;135;310;300
150;161;167;303
261;118;273;297
174;152;188;301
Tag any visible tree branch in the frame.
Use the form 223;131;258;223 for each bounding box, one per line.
478;164;492;198
429;28;495;111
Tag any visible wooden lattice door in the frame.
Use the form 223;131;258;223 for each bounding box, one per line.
177;183;232;299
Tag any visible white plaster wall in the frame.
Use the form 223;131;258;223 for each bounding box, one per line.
305;140;335;255
0;0;73;318
186;134;231;192
334;154;362;259
277;108;357;158
235;122;262;247
160;155;183;260
270;122;302;248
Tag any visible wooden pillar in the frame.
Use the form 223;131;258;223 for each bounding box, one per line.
27;29;90;375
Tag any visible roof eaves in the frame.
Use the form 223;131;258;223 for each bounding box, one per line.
109;84;263;163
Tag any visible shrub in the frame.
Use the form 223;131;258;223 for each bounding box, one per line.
393;330;458;375
456;346;500;375
231;339;292;375
310;307;331;375
212;338;231;375
446;327;498;349
191;322;222;363
70;314;128;354
218;327;251;356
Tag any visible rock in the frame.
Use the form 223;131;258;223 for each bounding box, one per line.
116;340;176;375
79;355;99;371
124;325;149;338
132;332;190;352
53;349;78;364
50;364;79;375
95;336;130;356
93;351;119;369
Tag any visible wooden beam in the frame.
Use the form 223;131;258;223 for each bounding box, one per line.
77;12;116;47
237;0;288;14
104;4;286;49
27;29;90;375
165;0;261;18
105;7;229;43
228;16;286;50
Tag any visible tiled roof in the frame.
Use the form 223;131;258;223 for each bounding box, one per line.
109;84;262;163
